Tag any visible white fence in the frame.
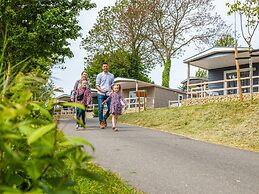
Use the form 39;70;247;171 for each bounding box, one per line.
168;100;182;107
188;75;259;98
125;97;154;109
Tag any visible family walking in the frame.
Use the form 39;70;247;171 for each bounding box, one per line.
71;63;126;131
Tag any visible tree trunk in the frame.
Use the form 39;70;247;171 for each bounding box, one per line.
162;57;171;88
248;47;253;99
234;45;243;102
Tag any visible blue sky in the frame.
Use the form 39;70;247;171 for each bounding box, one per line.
52;0;259;94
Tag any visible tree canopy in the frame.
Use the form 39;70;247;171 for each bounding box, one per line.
85;49;152;88
195;68;208;79
0;0;95;98
227;0;259;49
83;0;227;88
213;34;235;47
0;0;95;94
83;0;155;83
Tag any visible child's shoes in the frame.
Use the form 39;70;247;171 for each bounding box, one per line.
112;127;119;132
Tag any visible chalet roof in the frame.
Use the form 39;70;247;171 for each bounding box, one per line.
114;77;185;94
183;47;259;70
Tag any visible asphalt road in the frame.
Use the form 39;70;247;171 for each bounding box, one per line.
59;118;259;194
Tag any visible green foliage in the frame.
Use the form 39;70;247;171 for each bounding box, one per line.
72;162;143;194
83;0;155;84
0;0;96;88
93;107;98;118
0;73;100;193
0;1;141;193
226;0;259;47
86;49;152;87
213;34;235;47
195;68;208;79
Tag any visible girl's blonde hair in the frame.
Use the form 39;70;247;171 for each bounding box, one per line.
112;84;121;92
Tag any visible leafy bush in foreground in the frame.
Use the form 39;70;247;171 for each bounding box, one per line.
0;73;99;194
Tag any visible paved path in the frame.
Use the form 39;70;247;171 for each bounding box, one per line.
59;118;259;194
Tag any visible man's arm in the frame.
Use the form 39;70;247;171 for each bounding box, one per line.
96;85;106;94
110;74;115;87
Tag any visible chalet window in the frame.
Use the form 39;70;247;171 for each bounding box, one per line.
224;67;256;95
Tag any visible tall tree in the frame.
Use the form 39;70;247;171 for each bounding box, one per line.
85;49;152;88
0;0;95;97
146;0;227;87
83;0;155;82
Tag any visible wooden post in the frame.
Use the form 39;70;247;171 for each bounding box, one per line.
234;45;243;101
138;95;140;113
144;96;146;111
187;63;190;99
203;84;206;97
249;47;253;97
136;81;138;112
224;80;227;95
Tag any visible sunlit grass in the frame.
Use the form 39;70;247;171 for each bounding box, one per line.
120;99;259;152
72;162;143;194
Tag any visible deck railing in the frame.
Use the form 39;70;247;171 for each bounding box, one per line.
168;100;182;107
187;75;259;98
53;97;155;116
124;97;155;110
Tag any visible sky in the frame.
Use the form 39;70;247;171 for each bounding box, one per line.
52;0;259;94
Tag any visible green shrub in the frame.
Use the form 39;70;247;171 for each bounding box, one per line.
93;107;98;117
0;73;101;193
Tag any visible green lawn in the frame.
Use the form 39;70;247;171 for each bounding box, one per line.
72;161;143;194
120;99;259;152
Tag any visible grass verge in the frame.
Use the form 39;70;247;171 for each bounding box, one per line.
72;161;143;194
120;99;259;152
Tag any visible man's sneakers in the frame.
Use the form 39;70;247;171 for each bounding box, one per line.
99;120;107;129
99;121;105;129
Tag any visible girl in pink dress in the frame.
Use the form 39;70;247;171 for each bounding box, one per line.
102;84;126;131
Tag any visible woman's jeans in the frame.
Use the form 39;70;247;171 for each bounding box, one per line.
97;94;111;123
76;107;85;126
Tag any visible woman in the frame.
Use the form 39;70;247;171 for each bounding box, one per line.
71;71;90;102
